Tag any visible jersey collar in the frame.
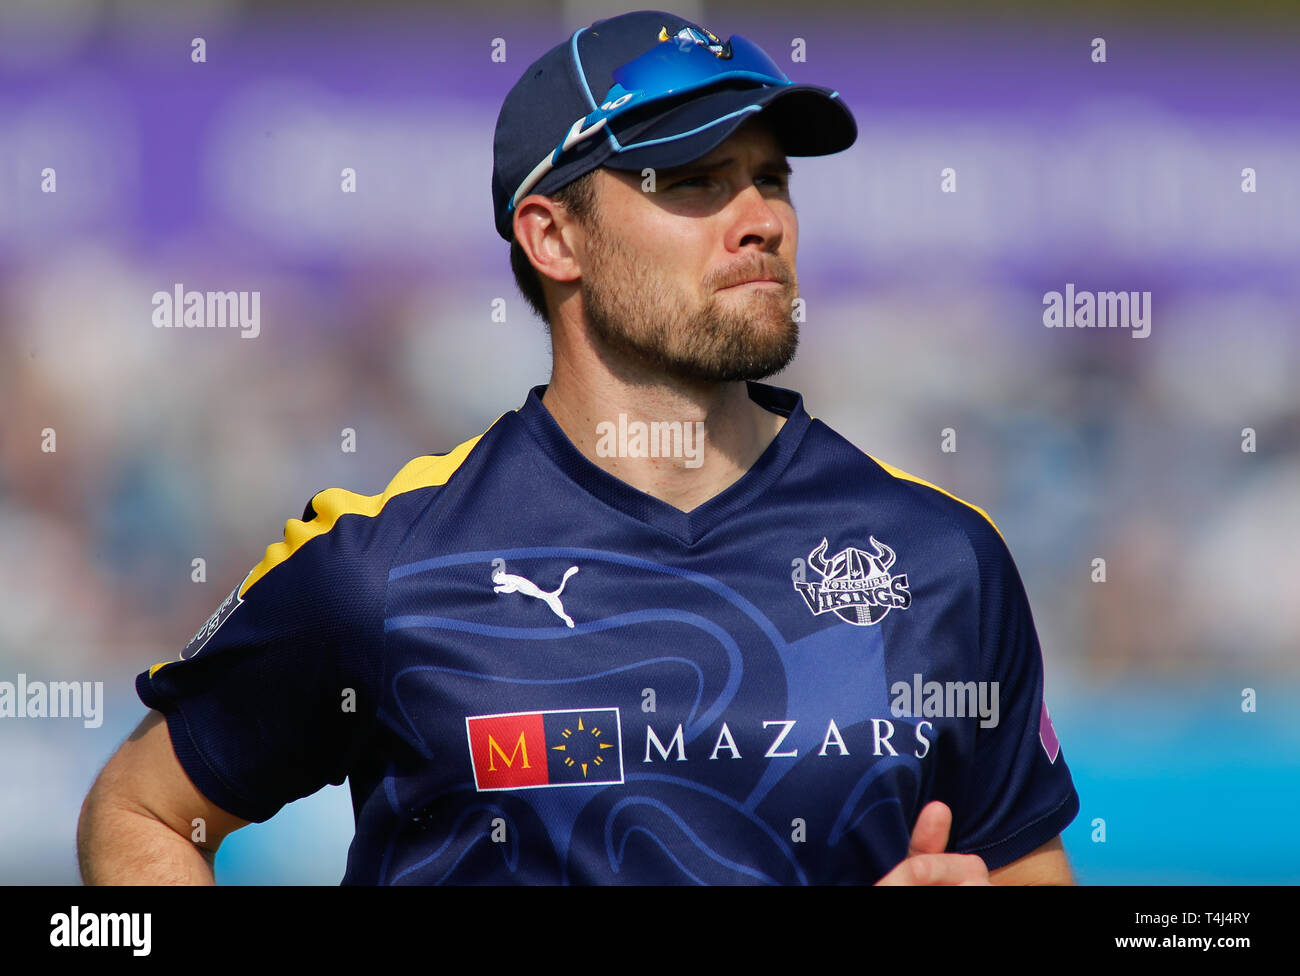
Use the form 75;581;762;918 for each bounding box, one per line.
516;380;811;546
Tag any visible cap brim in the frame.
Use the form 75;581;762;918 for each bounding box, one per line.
597;82;856;173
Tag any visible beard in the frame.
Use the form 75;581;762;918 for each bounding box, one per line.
578;212;799;384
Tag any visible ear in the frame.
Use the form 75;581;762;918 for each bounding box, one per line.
513;195;583;287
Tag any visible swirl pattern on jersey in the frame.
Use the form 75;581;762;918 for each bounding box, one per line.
372;546;919;884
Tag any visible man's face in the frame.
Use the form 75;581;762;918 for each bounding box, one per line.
575;116;799;384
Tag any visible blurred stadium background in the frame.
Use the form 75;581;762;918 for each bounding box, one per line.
1;0;1297;884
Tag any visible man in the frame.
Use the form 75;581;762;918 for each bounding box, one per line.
79;10;1077;885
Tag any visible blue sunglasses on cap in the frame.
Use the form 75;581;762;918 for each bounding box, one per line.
507;31;793;215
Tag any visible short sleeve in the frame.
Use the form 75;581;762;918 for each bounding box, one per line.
948;525;1079;869
136;490;388;823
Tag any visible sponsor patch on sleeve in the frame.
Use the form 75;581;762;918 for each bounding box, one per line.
179;570;251;661
1039;700;1061;763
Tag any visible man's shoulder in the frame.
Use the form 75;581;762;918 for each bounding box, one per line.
801;414;1007;551
243;418;509;596
308;425;495;526
860;452;1006;546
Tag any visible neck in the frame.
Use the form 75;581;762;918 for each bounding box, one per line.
541;350;786;514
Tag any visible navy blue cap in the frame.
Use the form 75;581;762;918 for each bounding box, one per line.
492;9;857;242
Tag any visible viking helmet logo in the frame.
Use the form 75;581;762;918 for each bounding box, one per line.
794;536;913;626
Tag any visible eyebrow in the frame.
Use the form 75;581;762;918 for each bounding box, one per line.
667;156;793;177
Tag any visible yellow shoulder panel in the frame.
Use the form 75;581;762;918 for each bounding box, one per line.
240;427;494;598
145;420;504;679
865;454;1006;544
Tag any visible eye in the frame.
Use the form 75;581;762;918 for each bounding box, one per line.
666;173;790;192
670;175;790;191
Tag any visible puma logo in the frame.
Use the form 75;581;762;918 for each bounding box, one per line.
492;566;580;628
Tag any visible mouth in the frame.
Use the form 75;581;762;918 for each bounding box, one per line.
720;278;784;290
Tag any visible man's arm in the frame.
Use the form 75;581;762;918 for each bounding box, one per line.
988;835;1074;885
78;709;252;884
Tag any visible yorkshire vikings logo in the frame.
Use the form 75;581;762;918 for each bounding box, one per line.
794;537;913;626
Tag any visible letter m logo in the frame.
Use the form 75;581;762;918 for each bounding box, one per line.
466;711;549;790
466;707;625;792
488;732;530;771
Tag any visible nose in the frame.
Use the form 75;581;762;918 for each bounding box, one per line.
726;181;786;253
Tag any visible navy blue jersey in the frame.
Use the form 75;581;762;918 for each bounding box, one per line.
137;382;1078;884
